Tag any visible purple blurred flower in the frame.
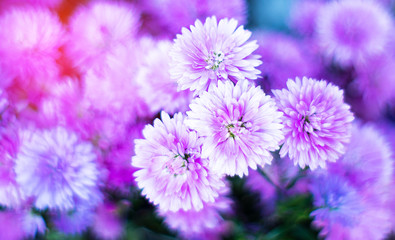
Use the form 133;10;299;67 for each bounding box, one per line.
136;39;192;115
317;0;392;66
132;112;224;211
254;32;319;90
186;80;283;177
53;207;94;234
15;127;101;210
170;16;261;95
159;186;232;239
310;173;392;240
273;77;354;170
140;0;246;37
327;124;393;198
290;0;324;37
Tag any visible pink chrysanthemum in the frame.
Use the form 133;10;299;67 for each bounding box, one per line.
273;77;354;170
15;127;102;210
132;112;224;211
136;39;192;115
159;186;232;239
140;0;246;37
66;1;140;71
186;80;283;177
317;0;392;66
170;16;262;95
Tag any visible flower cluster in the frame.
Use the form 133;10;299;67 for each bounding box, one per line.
0;0;394;239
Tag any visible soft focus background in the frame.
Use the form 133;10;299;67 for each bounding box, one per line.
0;0;394;239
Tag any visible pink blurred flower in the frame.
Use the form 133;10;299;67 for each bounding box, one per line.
66;1;140;72
136;39;192;115
254;32;319;90
92;202;123;240
273;77;354;170
170;16;261;95
290;0;324;37
186;80;283;177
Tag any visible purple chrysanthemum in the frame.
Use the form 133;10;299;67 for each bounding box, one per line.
15;127;102;210
290;0;324;37
317;0;392;66
170;16;261;95
136;39;192;115
132;112;224;212
272;77;354;170
186;80;283;177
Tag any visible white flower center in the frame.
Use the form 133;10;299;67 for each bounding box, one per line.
205;51;224;71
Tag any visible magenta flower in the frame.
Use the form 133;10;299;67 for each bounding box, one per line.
272;77;354;170
170;16;261;95
317;0;392;66
136;39;192;115
15;127;102;211
186;80;283;177
132;112;224;212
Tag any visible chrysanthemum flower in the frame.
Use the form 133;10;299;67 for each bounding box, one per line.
170;16;261;95
132;112;224;211
317;0;392;66
136;39;192;115
1;0;63;8
66;1;140;71
22;211;46;238
186;80;283;177
15;127;101;210
140;0;246;37
159;186;232;239
272;77;354;170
